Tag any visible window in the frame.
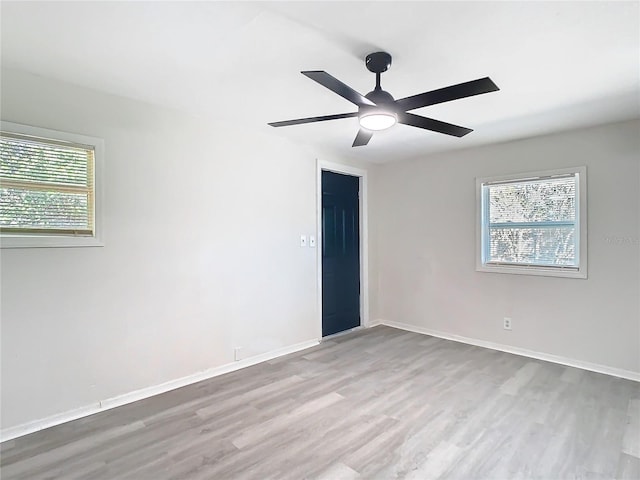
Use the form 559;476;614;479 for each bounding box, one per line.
0;122;103;248
476;167;587;278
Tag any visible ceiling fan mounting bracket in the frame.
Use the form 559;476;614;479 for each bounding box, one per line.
365;52;392;74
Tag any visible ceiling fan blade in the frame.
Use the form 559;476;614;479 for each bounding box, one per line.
352;129;373;147
395;77;499;112
302;71;376;107
399;112;473;137
268;112;358;127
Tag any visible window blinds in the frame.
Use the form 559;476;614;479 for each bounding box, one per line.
484;174;578;267
0;132;95;236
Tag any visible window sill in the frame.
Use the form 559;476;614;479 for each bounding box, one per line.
476;263;587;279
1;235;104;249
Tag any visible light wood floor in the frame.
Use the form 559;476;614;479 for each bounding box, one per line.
1;326;639;479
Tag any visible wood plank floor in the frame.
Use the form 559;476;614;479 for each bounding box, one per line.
1;326;639;479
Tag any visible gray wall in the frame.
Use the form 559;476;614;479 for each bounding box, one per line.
372;120;640;374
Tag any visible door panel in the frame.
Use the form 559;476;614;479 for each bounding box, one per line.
322;171;360;337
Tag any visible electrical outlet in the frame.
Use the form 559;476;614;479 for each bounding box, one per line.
234;347;242;361
503;317;512;330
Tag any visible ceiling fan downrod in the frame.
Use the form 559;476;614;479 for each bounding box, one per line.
366;51;391;91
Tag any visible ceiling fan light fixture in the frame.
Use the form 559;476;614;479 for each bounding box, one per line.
359;111;397;131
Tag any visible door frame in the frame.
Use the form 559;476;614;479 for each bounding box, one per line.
316;159;369;339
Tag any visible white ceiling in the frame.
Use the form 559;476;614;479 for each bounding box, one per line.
1;1;638;164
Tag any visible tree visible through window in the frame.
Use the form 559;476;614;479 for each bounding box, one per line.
477;168;587;277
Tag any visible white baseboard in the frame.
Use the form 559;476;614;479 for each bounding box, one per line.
0;404;103;445
367;319;384;328
381;320;640;383
6;321;636;442
0;338;319;442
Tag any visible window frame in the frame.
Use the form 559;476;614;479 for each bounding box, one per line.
475;166;587;279
0;121;104;248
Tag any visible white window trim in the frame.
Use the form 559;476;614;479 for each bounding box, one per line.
0;121;104;248
475;166;587;279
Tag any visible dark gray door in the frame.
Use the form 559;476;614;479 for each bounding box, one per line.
321;170;360;337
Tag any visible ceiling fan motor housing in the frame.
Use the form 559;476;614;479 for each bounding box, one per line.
361;88;396;124
364;88;395;106
361;80;397;132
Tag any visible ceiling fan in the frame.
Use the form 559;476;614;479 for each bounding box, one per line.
268;52;499;147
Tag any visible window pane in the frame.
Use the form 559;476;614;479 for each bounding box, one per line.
1;132;94;236
478;168;586;277
0;187;90;230
0;136;91;187
489;226;575;266
489;176;575;223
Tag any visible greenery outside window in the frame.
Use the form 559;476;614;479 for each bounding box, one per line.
476;167;587;278
0;122;104;248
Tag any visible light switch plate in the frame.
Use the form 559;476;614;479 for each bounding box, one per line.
300;235;307;247
309;235;316;247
